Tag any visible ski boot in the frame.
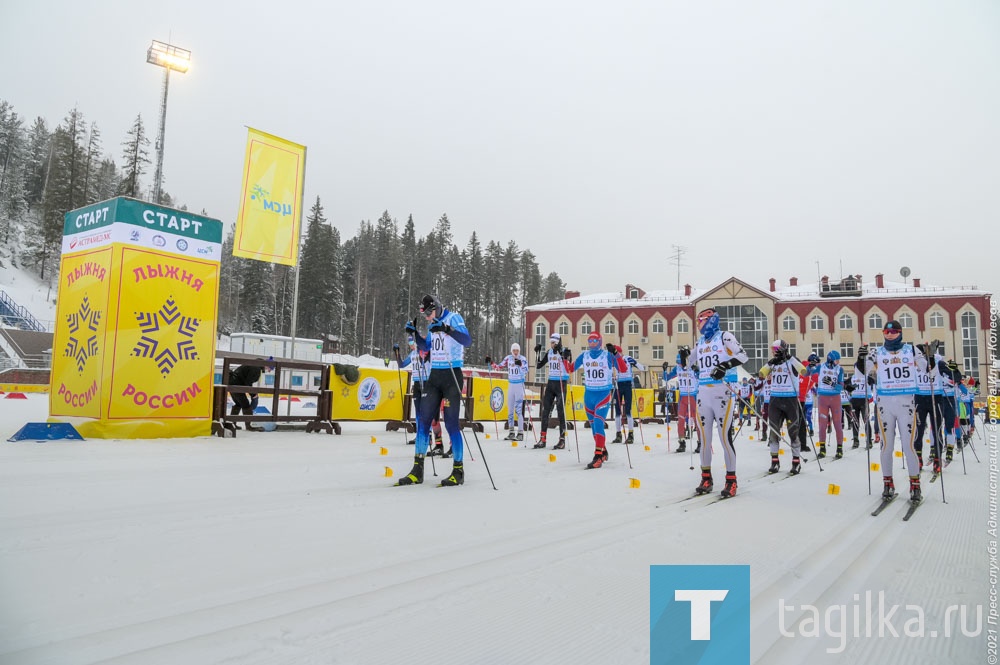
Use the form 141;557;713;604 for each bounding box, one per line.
852;438;860;449
553;435;566;450
946;445;954;463
917;452;924;468
909;477;921;503
440;461;464;487
695;470;713;495
611;432;623;444
790;457;802;475
396;455;425;485
429;443;446;457
882;476;895;500
816;442;826;459
720;472;738;498
504;429;517;440
694;442;701;453
768;455;780;474
441;447;453;458
516;432;524;441
676;439;686;453
932;456;942;474
625;431;634;445
406;437;416;445
533;433;547;449
834;445;843;460
586;448;608;469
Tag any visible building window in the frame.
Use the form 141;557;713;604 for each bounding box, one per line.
788;344;797;359
811;343;825;358
628;288;639;299
840;342;854;359
627;319;640;334
838;314;854;330
929;311;944;328
627;345;639;358
651;319;664;334
810;315;825;331
868;313;883;330
676;318;689;333
783;315;796;331
652;346;664;360
604;320;616;335
534;322;547;349
264;375;274;386
898;313;913;328
580;321;593;335
710;304;770;374
291;375;304;387
962;311;979;380
558;322;569;336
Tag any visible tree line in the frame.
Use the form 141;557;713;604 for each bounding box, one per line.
0;99;566;360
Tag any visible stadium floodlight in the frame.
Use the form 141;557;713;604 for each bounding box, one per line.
146;40;191;205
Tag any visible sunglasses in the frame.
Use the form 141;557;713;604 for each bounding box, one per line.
882;329;901;336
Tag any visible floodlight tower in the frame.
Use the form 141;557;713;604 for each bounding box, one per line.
146;40;191;205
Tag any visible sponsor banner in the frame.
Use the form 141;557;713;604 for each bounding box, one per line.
1;384;49;393
471;375;508;421
565;384;587;422
62;198;222;258
106;247;219;426
330;367;404;421
49;247;113;419
233;128;305;266
633;388;655;418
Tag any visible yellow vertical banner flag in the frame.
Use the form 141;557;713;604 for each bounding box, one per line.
50;197;223;438
233;128;305;266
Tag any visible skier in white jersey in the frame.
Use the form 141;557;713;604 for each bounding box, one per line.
533;334;573;449
815;350;846;459
758;340;807;475
664;347;698;453
858;320;929;503
490;343;528;440
846;365;872;448
689;308;748;498
611;347;645;444
397;294;472;487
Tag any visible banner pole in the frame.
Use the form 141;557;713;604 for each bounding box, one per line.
286;146;307;416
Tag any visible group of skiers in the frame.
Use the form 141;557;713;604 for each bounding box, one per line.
390;294;981;507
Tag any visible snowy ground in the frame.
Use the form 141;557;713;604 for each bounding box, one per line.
0;395;991;665
0;263;57;331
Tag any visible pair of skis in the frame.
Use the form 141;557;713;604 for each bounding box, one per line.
870;493;922;521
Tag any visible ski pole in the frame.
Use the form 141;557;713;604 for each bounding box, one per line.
444;363;497;490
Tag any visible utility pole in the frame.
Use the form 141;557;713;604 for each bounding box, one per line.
668;245;688;291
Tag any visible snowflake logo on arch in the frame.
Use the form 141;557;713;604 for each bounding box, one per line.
131;296;200;377
64;295;102;373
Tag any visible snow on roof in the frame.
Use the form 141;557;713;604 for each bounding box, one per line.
526;288;702;311
528;277;987;311
769;279;987;301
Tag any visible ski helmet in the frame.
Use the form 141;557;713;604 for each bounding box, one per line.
419;294;443;319
588;331;603;349
826;350;841;365
772;339;789;355
511;342;520;353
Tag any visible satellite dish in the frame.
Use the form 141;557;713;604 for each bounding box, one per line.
900;266;911;279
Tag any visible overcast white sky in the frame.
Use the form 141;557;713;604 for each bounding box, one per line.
3;0;998;298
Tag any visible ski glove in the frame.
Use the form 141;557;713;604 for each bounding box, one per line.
485;356;492;365
428;318;451;334
534;343;543;354
514;358;522;366
606;343;617;355
561;348;572;360
678;348;690;366
404;318;418;334
710;364;728;380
